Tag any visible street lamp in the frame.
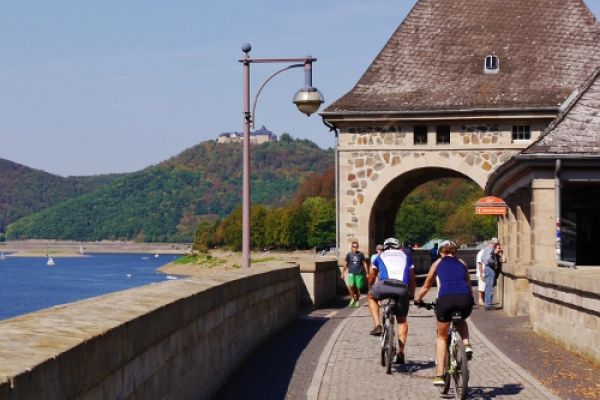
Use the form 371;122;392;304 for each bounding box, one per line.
239;43;324;269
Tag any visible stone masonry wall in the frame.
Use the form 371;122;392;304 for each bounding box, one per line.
527;266;600;364
336;123;540;250
0;263;299;400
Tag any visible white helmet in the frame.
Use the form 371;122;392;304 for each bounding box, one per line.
383;237;400;250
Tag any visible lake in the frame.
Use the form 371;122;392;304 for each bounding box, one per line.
0;253;181;321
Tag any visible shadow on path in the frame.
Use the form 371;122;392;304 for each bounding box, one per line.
468;383;525;398
216;297;350;400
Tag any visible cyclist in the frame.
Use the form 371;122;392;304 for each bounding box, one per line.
414;240;474;386
367;237;416;364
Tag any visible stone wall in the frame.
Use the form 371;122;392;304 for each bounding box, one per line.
0;263;299;400
335;122;544;252
298;258;339;309
526;266;600;364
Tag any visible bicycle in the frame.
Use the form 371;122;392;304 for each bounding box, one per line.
418;301;469;400
379;297;398;374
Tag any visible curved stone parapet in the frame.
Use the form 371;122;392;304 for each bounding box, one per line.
0;263;299;400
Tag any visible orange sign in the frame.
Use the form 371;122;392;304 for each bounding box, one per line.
475;196;507;215
475;206;507;215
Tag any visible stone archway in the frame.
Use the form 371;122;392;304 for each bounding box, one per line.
369;167;478;249
337;138;508;254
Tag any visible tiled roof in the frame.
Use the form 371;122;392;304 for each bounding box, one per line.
522;67;600;154
325;0;600;114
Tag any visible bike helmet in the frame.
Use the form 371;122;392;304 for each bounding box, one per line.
438;240;457;255
383;237;400;250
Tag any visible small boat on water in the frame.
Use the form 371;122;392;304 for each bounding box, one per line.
47;256;55;266
0;252;6;261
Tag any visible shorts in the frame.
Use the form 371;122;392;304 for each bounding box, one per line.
346;273;365;289
476;268;485;292
435;294;474;323
370;279;410;317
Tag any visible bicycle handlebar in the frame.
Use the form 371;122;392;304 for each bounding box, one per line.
414;300;436;310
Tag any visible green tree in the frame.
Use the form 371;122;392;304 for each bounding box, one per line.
193;221;216;252
264;207;286;248
221;207;243;250
280;206;308;249
302;197;335;249
250;204;269;250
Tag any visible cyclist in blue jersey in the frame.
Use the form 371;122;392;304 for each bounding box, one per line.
414;240;474;386
367;237;416;364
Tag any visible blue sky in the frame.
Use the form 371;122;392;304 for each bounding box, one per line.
1;1;599;177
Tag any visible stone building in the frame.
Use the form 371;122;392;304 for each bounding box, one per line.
486;67;600;362
216;125;277;144
321;0;600;362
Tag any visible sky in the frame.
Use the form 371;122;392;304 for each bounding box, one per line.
1;1;599;177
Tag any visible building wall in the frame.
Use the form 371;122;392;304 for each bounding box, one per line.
527;266;600;364
336;122;545;253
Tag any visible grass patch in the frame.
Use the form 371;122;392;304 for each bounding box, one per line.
173;253;226;268
251;256;277;263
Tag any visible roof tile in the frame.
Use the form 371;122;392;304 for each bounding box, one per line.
325;0;600;113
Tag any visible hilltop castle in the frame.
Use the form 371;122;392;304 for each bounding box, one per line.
216;125;277;144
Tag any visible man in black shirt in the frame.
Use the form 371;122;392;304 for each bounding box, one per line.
343;240;368;307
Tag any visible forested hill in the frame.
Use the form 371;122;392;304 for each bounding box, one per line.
0;158;123;235
6;138;334;242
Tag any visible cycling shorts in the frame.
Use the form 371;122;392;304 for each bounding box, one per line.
370;279;410;317
435;293;474;323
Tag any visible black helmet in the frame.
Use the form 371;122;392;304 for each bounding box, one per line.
383;237;400;250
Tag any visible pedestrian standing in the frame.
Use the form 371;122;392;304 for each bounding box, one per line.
475;243;487;306
480;237;501;310
429;242;439;264
343;241;368;308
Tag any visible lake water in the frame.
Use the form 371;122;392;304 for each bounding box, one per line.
0;253;181;321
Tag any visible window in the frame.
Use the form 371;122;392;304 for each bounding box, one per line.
484;54;499;74
512;125;531;141
436;125;450;144
414;125;427;145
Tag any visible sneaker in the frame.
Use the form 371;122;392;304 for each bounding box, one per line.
353;299;361;307
465;345;473;360
370;325;383;336
348;299;355;307
394;352;405;365
432;376;445;386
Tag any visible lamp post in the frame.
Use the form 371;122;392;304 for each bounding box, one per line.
239;43;324;269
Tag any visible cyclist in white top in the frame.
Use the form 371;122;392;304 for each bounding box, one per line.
367;237;416;364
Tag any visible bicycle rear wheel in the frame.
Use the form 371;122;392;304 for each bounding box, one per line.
380;313;388;366
380;327;386;366
437;344;451;394
453;338;469;400
385;315;395;374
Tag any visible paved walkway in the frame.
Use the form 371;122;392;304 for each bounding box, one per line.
310;296;558;400
218;293;566;399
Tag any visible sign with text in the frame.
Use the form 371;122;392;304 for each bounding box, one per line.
475;196;507;215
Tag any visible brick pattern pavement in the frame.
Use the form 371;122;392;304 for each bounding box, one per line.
311;297;560;400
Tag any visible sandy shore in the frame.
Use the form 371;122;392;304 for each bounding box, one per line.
0;240;192;257
157;249;333;277
0;241;335;278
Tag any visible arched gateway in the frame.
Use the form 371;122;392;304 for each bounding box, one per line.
325;121;545;253
321;0;600;254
